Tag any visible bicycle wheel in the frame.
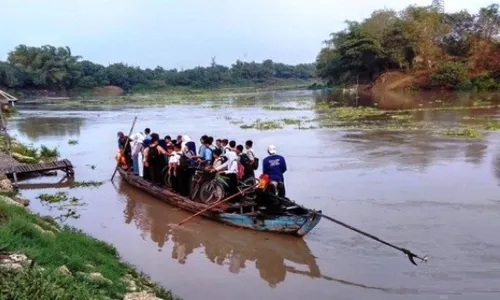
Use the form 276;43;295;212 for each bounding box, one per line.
240;177;257;201
199;180;225;204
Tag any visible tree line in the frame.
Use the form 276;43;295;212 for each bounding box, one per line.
0;45;315;91
316;2;500;90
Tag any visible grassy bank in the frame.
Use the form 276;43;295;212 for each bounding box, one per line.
0;198;179;300
0;135;59;164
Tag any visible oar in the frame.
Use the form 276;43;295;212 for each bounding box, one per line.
111;116;137;181
178;182;259;226
316;211;428;266
281;195;428;266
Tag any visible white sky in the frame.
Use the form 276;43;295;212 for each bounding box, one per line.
1;0;495;68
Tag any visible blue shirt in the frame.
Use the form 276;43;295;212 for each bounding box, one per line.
203;146;214;163
158;140;167;149
143;135;152;147
198;144;206;157
263;154;287;182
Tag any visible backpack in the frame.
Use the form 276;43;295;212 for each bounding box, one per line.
206;147;215;165
236;161;245;180
247;150;259;170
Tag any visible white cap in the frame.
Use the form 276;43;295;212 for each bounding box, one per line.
267;144;277;154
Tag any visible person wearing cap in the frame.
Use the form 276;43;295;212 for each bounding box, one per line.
262;144;287;197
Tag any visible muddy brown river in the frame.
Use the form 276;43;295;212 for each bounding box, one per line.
5;91;500;299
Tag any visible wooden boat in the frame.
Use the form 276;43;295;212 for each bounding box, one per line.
117;167;321;236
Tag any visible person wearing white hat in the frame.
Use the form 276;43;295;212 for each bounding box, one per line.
262;144;287;197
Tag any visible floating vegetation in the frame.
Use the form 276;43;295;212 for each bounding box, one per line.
390;114;413;121
68;139;79;145
312;101;330;110
333;107;386;120
240;119;283;130
86;164;96;170
37;192;70;203
262;106;301;111
441;126;482;138
282;118;302;125
70;180;104;189
36;192;85;221
484;122;500;130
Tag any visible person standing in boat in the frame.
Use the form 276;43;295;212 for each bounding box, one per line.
117;131;133;169
262;144;287;197
130;132;144;176
236;145;254;182
143;133;167;186
143;128;152;147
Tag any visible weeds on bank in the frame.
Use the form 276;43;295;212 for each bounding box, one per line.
0;202;179;300
9;140;59;163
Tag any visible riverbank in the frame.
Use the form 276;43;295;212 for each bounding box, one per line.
0;176;179;300
0;130;180;299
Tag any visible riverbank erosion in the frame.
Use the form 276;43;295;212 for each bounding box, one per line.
0;190;179;300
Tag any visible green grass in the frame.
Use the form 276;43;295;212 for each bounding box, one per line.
0;201;179;300
39;145;59;159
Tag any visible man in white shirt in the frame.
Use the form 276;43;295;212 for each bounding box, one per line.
214;149;239;197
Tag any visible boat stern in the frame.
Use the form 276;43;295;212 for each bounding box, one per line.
296;210;322;237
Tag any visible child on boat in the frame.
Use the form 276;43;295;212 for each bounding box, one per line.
168;143;182;177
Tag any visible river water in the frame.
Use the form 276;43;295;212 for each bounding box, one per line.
5;90;500;299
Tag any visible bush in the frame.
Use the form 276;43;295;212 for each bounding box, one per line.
430;62;469;89
472;72;497;91
456;79;473;91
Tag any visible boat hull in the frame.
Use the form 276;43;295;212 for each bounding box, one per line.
117;168;320;236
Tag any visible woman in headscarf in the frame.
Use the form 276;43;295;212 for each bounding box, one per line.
181;135;196;158
130;132;144;176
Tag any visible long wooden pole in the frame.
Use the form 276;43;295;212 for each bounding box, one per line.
178;182;259;226
110;116;137;181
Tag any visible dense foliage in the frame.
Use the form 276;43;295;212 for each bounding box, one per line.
316;2;500;90
0;46;315;91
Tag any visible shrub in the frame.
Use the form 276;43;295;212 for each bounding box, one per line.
456;79;473;91
430;62;468;89
472;72;497;91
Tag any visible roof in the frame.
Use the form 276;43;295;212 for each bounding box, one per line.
0;89;18;103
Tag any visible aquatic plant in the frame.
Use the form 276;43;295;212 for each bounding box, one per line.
240;119;283;130
484;122;500;130
68;140;79;145
70;181;104;189
441;126;482;138
262;106;301;111
333;107;386;120
37;192;70;203
282;118;302;125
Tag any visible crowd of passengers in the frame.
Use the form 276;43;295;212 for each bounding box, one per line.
117;128;288;199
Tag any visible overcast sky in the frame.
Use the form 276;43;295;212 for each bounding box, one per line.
1;0;495;69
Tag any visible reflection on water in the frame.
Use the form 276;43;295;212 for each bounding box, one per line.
13;115;85;141
117;180;389;291
314;90;500;110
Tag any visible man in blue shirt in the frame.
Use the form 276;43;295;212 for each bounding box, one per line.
142;128;152;147
262;144;287;197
